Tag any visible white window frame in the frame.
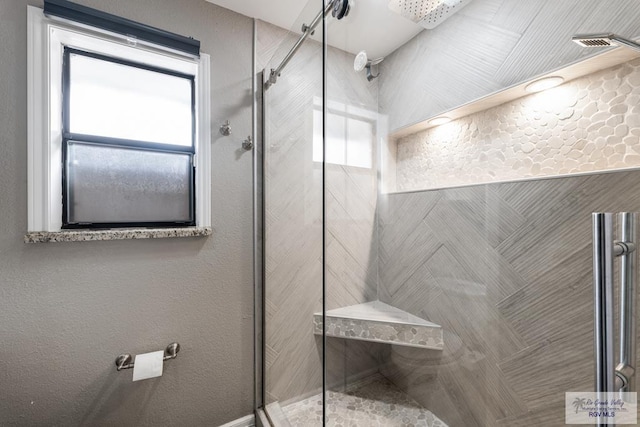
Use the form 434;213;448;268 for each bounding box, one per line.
27;5;211;232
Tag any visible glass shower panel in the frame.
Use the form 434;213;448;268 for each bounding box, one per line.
322;11;417;425
260;0;325;423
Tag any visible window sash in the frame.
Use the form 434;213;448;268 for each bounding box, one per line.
60;47;197;228
63;47;196;153
61;139;196;229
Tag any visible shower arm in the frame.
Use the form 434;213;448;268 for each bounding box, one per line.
608;35;640;53
265;0;336;89
365;57;384;82
365;64;379;82
572;33;640;54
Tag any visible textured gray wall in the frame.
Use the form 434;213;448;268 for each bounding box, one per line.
0;1;255;425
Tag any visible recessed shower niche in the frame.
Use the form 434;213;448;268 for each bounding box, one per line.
383;47;640;193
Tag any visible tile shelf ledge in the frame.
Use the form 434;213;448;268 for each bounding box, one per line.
314;301;444;350
24;227;212;243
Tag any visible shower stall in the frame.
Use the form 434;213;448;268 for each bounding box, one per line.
256;0;640;425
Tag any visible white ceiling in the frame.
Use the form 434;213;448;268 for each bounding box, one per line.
205;0;425;58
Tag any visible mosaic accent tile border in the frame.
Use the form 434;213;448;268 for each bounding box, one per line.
314;314;443;350
282;374;448;426
24;227;212;243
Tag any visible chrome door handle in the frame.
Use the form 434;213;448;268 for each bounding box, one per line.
593;213;616;395
616;213;637;393
592;212;637;399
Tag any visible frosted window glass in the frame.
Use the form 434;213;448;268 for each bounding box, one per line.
66;142;192;224
68;53;193;147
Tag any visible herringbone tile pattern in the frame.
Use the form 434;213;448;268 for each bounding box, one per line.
379;170;640;426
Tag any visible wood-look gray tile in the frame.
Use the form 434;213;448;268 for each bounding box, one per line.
495;401;583;427
425;200;527;302
497;245;593;346
379;219;442;298
498;326;593;411
380;169;640;426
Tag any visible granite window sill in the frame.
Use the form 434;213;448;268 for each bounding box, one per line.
24;227;212;243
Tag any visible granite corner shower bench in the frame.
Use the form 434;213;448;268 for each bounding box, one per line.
313;300;444;350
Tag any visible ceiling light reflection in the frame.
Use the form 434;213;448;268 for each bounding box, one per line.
524;76;565;93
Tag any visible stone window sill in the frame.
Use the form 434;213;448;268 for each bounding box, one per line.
24;227;212;243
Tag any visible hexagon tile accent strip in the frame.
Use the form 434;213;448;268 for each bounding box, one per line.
395;58;640;191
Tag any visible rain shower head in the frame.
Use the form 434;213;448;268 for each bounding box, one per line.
572;33;640;53
388;0;472;29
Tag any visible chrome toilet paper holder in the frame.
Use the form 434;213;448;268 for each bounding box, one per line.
115;342;180;371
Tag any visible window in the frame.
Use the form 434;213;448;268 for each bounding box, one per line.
27;5;211;232
62;49;196;228
312;99;376;169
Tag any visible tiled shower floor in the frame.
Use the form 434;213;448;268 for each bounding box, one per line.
281;375;448;426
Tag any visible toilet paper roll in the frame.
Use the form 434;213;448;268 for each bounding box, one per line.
132;350;164;381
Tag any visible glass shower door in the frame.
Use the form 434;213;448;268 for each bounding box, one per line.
260;0;325;424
